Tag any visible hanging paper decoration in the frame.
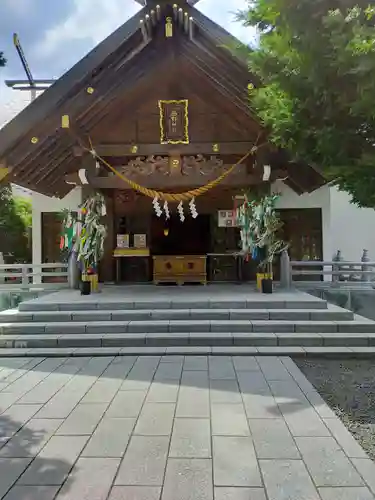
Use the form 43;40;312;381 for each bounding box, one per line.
153;196;162;217
189;197;198;219
164;201;170;219
263;165;271;181
78;169;89;185
177;201;185;222
158;100;189;144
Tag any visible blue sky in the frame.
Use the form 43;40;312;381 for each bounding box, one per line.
0;0;254;127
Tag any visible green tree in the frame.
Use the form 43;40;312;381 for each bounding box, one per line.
238;0;375;207
0;186;32;263
0;52;5;67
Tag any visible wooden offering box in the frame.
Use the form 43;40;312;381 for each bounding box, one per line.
153;255;207;285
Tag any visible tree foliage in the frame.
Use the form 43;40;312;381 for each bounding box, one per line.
238;0;375;207
0;52;5;67
0;186;32;263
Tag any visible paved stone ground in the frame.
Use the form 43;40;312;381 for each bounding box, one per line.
0;355;375;500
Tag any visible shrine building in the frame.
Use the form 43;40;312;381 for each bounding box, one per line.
0;0;374;283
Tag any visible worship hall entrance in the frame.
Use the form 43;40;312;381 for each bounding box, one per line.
150;214;211;256
150;213;211;285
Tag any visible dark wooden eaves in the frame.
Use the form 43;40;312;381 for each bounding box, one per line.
0;7;146;156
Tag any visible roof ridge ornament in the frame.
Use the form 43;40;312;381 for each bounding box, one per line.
134;0;200;5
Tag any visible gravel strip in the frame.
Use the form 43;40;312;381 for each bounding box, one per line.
293;357;375;460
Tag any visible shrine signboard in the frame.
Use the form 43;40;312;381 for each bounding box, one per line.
158;99;189;144
218;210;237;227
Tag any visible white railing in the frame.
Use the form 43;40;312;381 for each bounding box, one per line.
0;263;68;290
279;249;375;289
290;260;375;287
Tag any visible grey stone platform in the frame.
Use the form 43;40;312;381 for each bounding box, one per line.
0;354;374;500
0;286;374;354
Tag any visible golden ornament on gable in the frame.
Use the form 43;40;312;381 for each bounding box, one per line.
0;167;10;182
165;17;173;37
61;115;70;129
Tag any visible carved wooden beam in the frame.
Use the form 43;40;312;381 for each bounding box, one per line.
73;142;260;157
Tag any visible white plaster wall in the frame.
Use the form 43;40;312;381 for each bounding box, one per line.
32;188;82;282
272;180;375;263
329;188;375;261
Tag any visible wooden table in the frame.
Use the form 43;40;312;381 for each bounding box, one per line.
113;248;150;283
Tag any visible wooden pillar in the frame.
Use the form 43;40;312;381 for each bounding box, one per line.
99;191;115;283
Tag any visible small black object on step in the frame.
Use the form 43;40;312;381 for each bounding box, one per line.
261;278;273;294
80;280;91;295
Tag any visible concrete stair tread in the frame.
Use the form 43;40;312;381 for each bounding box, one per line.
19;298;328;312
1;318;375;335
1;331;375;349
0;305;352;323
0;345;375;357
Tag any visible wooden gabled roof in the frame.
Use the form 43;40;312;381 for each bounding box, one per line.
0;1;325;197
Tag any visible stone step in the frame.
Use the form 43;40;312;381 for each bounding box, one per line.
0;331;375;350
0;344;375;358
19;297;328;312
0;307;353;323
1;318;374;335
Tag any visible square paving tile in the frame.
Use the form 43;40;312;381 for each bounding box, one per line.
213;436;261;487
134;403;175;436
3;485;60;500
351;459;375;495
115;436;169;486
183;356;208;371
232;356;260;372
214;488;267;500
281;404;331;437
210;380;242;404
211;404;250;437
0;458;32;498
82;418;135;458
18;435;89;485
242;394;281;419
54;457;120;500
170;418;211;458
260;459;320;500
162;458;213;500
146;382;179;403
176;388;210;418
248;419;300;459
296;437;364;487
0;418;63;458
107;391;146;418
56;403;108;435
318;487;375;500
109;486;162;500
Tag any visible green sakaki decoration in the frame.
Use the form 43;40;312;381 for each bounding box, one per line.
61;192;107;272
236;193;287;270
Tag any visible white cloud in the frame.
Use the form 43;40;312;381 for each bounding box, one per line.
3;0;34;17
36;0;141;59
198;0;255;44
0;84;43;129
